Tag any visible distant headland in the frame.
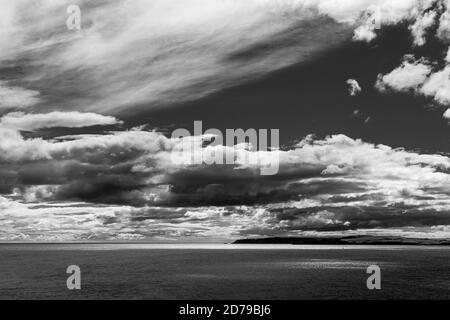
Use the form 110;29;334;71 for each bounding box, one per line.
233;235;450;246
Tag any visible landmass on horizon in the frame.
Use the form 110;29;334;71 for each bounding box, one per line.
233;236;450;246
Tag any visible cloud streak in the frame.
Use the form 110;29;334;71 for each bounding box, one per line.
3;0;436;115
0;0;356;114
0;111;121;131
3;0;446;116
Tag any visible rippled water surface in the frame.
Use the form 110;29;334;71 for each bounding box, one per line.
0;244;449;299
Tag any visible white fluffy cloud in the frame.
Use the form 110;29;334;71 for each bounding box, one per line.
351;0;434;42
376;55;450;116
346;79;362;96
437;8;450;40
375;56;432;92
420;66;450;104
410;9;437;46
444;108;450;119
369;0;450;119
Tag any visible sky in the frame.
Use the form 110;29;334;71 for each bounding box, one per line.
1;0;450;242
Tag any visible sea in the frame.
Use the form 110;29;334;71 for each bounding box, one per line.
0;243;449;300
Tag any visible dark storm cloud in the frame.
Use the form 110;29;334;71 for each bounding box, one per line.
162;168;368;206
2;119;449;212
264;204;450;232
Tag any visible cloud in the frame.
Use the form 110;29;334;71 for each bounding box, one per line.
351;0;430;42
375;55;450;120
0;81;40;109
0;0;440;115
2;1;450;241
2;112;449;208
346;79;362;96
377;55;450;115
367;1;450;115
375;55;432;92
410;9;437;46
1;111;450;240
437;8;450;40
445;47;450;62
444;108;450;119
420;65;450;104
353;24;378;42
0;111;121;131
0;0;357;114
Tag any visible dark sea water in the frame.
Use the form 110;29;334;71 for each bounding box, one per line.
0;244;449;300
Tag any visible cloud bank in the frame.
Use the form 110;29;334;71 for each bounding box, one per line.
1;111;450;241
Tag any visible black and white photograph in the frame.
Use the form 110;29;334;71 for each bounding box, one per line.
0;0;450;307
